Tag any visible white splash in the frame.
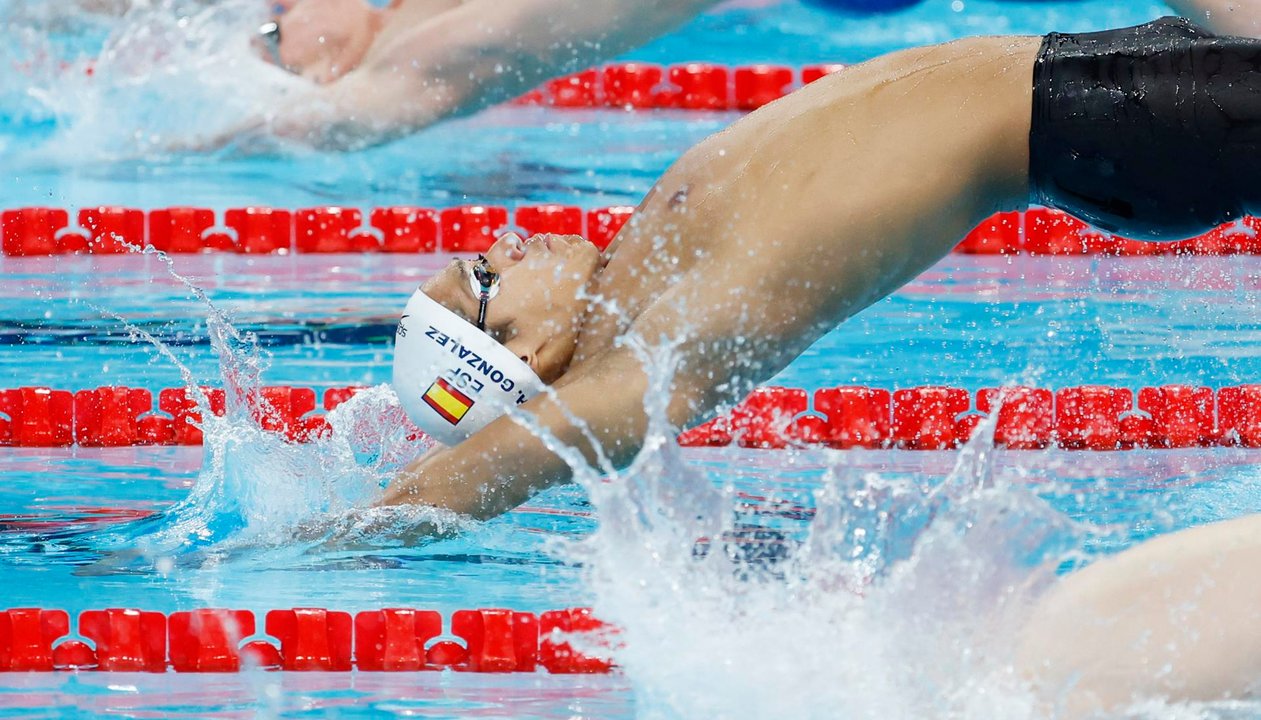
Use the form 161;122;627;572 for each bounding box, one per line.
555;338;1080;719
7;0;305;162
82;250;468;568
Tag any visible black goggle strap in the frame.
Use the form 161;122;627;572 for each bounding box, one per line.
475;293;491;331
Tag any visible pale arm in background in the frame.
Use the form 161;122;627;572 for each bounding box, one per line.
265;0;722;149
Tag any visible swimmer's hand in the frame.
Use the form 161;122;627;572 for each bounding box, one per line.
174;114;380;156
379;454;494;518
173;71;452;154
321;503;473;542
287;504;471;550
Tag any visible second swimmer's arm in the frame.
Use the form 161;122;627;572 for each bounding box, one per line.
283;0;721;149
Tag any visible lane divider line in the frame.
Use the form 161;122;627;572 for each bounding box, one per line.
511;61;846;111
2;384;1260;451
2;205;1256;258
0;205;633;257
0;607;612;673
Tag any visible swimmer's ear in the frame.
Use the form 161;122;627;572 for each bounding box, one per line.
503;335;543;376
517;350;540;375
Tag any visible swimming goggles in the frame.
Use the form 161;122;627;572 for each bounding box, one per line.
257;20;284;67
467;255;501;332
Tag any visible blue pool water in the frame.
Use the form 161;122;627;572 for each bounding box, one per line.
2;0;1261;717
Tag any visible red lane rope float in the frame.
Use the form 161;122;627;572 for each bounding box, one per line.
3;205;1258;258
515;61;845;111
681;385;1261;451
956;208;1261;256
0;607;612;673
3;384;1261;451
0;205;635;257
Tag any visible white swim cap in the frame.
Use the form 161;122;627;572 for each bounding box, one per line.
392;289;544;446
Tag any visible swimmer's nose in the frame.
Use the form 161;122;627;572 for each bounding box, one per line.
498;232;526;261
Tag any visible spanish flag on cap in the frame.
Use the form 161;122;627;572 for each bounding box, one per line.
421;378;474;425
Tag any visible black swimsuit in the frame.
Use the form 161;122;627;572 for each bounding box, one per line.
1030;17;1261;240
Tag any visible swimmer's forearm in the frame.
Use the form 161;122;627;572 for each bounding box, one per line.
381;350;690;519
382;417;580;519
356;0;722;132
1167;0;1261;36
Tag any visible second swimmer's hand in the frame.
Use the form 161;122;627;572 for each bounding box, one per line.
192;114;390;154
172;110;390;156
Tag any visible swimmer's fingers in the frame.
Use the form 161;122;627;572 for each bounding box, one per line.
290;507;467;551
164;116;270;155
169;87;404;155
220;111;386;154
167;116;305;157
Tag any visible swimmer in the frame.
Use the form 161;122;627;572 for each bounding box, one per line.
239;0;1235;149
240;0;720;148
382;19;1261;709
385;16;1261;514
259;0;937;87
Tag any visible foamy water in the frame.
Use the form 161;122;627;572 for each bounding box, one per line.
3;0;307;161
502;339;1260;720
550;341;1035;718
79;251;470;570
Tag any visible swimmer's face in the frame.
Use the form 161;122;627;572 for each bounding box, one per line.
261;0;379;83
423;233;603;383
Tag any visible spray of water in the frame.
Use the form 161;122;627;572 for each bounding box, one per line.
521;334;1261;719
66;247;470;572
4;0;304;161
528;337;1070;718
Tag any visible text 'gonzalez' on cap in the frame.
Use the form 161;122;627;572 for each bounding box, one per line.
392;289;544;446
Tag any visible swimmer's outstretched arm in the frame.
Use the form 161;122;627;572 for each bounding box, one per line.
266;0;720;149
1166;0;1261;36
